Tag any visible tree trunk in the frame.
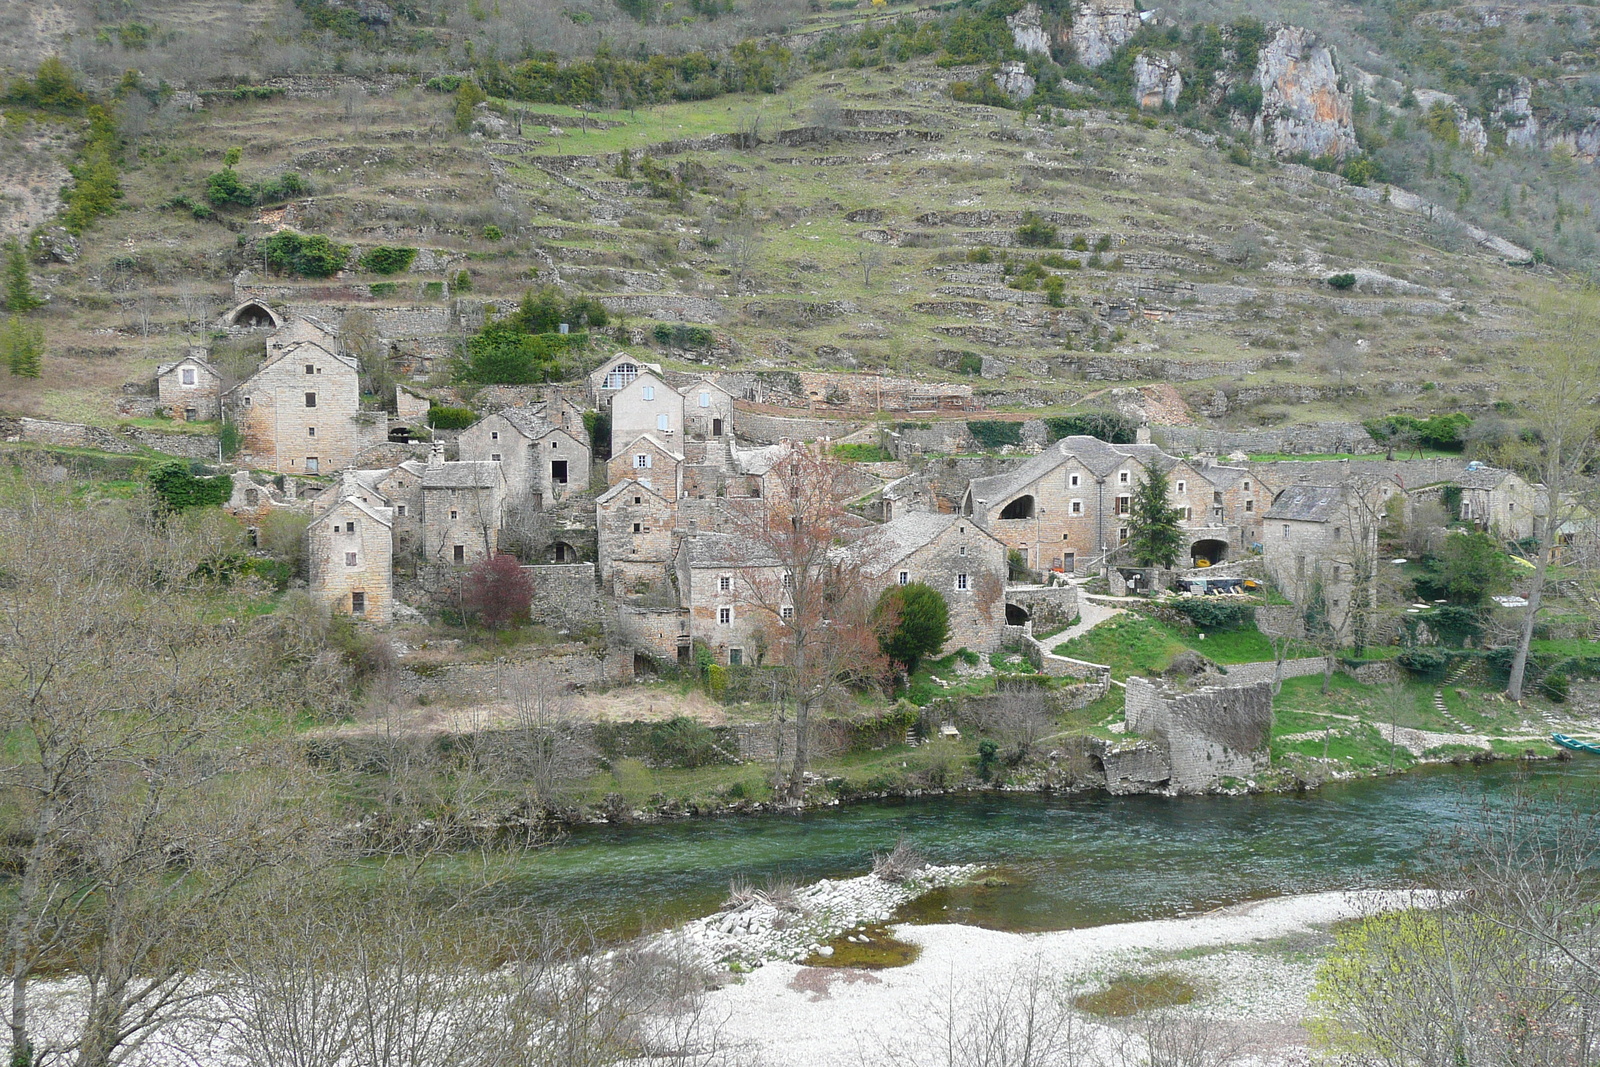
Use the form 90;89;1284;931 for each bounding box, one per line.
6;798;59;1067
1508;467;1564;701
786;697;811;803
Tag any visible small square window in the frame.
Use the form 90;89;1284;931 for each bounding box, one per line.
491;431;499;440
450;509;459;520
632;522;642;533
1070;500;1083;515
898;571;909;585
719;576;731;592
243;396;252;406
453;545;465;563
959;545;966;556
180;368;196;386
1282;524;1290;537
1334;526;1343;541
305;457;319;474
1176;481;1186;493
1245;499;1254;512
396;505;406;516
491;453;501;462
718;606;732;625
345;521;355;533
642;385;655;401
308;426;316;437
781;606;794;620
635;454;651;469
1243;481;1251;491
304;392;317;408
955;573;969;591
657;414;670;431
1069;474;1080;488
1118;471;1130;485
1119;527;1129;542
344;552;357;567
699;392;711;408
633;496;642;505
729;647;743;665
305;364;315;375
351;591;366;614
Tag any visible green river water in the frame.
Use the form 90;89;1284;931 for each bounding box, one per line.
447;760;1600;938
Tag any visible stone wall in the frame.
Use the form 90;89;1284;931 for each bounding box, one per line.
16;418;222;460
1218;656;1329;686
1154;422;1380;457
735;410;863;445
523;563;600;631
1123;676;1273;793
1005;584;1080;631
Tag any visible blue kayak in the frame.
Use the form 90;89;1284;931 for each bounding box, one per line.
1552;733;1600;755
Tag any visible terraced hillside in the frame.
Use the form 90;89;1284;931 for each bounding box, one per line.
12;57;1554;441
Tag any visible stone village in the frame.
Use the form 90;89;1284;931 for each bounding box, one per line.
128;297;1563;796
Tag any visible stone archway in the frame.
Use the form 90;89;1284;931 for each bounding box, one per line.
1005;603;1031;625
224;300;282;328
1190;538;1229;567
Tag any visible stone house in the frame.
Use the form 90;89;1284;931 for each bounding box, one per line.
850;512;1009;654
588;353;662;406
1166;458;1265;564
156;352;222;421
596;478;677;596
681;378;735;441
963;435;1175;574
307;487;393;624
1261;482;1395;636
223;339;385;475
675;532;781;666
308;461;425;560
608;432;684;497
611;371;683;450
458;409;591;510
222;470;294;543
1454;465;1539;541
420;445;506;566
266;314;340;352
1119;677;1273;794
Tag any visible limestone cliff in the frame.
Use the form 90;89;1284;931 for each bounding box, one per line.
1006;3;1051;59
1064;0;1142;70
1133;52;1182;111
1250;25;1359;161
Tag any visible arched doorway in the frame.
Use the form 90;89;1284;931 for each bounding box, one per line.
226;300;281;328
1190;539;1229;567
549;541;579;563
999;495;1035;520
1005;603;1030;625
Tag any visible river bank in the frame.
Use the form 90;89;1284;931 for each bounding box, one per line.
695;886;1418;1067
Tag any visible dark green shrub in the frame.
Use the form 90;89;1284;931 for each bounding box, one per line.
1041;412;1138;444
956;352;983;375
260;232;350;277
1396;647;1451;680
427;405;477;430
1327;273;1358;290
652;323;715;348
360;246;418;275
1171;600;1256;631
1541;671;1570;703
1016;212;1060;249
966;420;1023;449
148;461;232;512
647;716;728;767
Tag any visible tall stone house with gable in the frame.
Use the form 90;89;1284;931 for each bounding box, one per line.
851;513;1009;654
224;339;385;475
1261;482;1397;635
421;444;507;566
458;408;591;511
308;481;394;624
597;478;677;596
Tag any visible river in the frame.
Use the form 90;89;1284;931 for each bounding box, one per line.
428;760;1599;938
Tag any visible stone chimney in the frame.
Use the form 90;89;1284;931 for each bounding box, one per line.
1135;424;1151;444
429;441;446;467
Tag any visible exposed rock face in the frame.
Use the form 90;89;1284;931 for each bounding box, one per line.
1133;52;1183;110
1457;111;1489;155
1007;3;1052;58
1251;25;1359;160
1066;0;1142;69
994;62;1037;103
1497;78;1541;150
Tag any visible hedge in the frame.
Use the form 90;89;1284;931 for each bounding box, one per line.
360;246;418;275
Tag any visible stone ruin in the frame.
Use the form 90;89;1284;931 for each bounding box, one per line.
1092;675;1274;795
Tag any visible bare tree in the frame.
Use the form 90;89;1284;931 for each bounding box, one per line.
855;241;885;288
342;308;393;402
725;447;888;800
877;959;1093;1067
716;216;766;296
0;475;336;1067
1505;292;1600;702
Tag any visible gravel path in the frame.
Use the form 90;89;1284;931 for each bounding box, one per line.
1039;596;1127;645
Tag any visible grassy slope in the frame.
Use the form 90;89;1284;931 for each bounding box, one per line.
9;58;1566;432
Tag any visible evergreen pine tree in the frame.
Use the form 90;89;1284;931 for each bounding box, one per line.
3;240;41;313
3;316;43;378
1126;463;1185;568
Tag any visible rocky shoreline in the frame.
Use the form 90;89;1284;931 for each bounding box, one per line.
657;862;984;970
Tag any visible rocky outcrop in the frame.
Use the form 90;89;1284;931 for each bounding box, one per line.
1498;78;1541;150
1251;25;1359;161
1007;3;1052;58
1065;0;1142;69
993;62;1037;103
1133;52;1183;110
